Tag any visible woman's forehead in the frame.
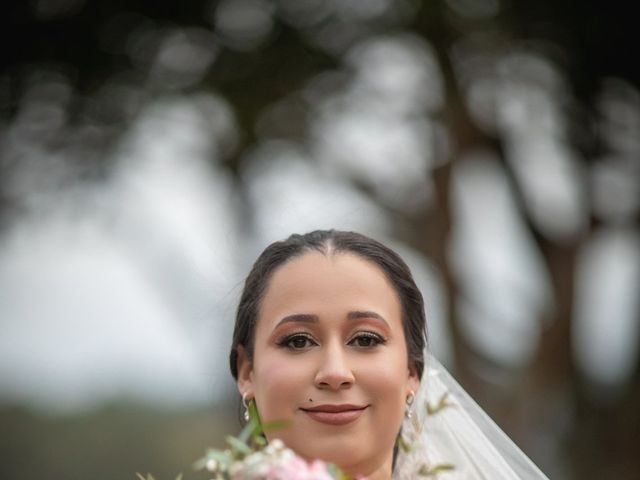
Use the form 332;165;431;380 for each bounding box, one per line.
265;251;395;295
256;251;403;329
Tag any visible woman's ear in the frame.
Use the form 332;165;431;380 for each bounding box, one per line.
235;345;254;396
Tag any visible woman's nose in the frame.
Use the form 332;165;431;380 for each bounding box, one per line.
313;342;355;390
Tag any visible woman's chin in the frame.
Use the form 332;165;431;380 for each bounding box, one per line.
289;437;387;477
274;434;348;462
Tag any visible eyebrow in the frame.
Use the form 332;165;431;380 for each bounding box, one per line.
275;313;319;327
275;310;390;329
347;310;390;328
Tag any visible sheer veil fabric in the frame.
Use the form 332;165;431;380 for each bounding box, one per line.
393;354;550;479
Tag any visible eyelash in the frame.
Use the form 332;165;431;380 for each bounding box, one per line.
276;331;386;350
276;333;317;350
349;331;386;348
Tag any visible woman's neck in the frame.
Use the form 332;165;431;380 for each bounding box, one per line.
346;455;393;480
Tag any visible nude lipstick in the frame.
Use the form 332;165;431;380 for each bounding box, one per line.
301;404;368;426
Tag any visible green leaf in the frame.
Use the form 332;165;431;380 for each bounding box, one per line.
192;457;208;471
261;419;290;433
426;392;452;415
193;448;233;470
226;435;253;455
134;474;154;480
396;435;412;453
418;463;456;476
238;417;259;443
248;400;261;429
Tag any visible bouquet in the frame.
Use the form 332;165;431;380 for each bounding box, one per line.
137;401;353;480
197;437;345;480
137;394;455;480
193;400;352;480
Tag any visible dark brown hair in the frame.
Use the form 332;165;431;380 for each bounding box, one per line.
229;230;427;380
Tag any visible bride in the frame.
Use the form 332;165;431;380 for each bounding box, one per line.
229;230;549;479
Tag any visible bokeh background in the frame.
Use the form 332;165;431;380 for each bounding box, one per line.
1;0;639;479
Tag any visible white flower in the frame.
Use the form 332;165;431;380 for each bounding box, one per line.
205;459;218;471
270;439;284;450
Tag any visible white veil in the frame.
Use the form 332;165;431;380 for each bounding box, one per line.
394;354;549;479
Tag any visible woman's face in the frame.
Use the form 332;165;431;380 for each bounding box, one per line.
236;251;419;478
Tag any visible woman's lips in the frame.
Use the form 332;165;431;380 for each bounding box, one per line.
301;404;368;426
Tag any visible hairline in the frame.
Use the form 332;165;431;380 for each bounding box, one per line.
248;244;415;358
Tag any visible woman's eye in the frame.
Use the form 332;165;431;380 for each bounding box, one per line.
280;334;316;350
349;332;385;348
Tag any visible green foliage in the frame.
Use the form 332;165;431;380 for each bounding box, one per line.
418;463;455;477
135;473;183;480
193;412;288;473
191;413;358;479
426;393;452;416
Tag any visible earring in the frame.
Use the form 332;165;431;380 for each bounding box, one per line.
405;390;415;419
242;392;251;422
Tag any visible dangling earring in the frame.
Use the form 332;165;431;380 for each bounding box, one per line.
405;390;415;419
242;392;251;422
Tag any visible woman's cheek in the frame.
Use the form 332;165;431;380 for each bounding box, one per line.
357;351;406;382
255;353;311;406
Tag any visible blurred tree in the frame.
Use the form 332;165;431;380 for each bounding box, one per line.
1;1;638;479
